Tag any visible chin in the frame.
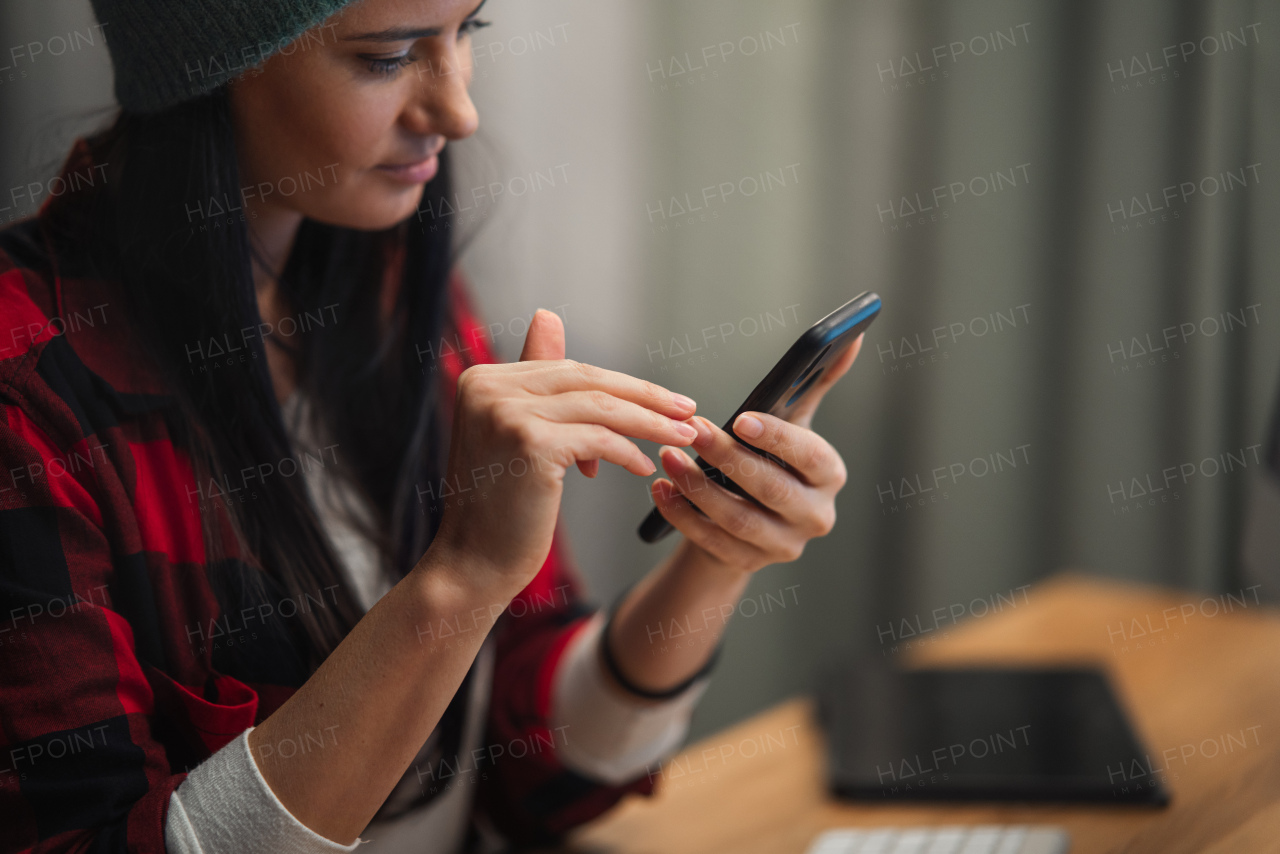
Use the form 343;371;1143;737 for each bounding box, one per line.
310;187;427;232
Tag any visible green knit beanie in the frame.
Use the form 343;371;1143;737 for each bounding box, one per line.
89;0;359;113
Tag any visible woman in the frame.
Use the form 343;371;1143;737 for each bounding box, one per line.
0;0;860;850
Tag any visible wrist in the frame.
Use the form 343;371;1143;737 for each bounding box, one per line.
673;539;755;590
600;604;722;701
412;543;516;625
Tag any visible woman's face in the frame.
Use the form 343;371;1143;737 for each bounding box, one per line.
228;0;485;231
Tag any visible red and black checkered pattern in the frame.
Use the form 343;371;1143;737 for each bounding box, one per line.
0;162;652;852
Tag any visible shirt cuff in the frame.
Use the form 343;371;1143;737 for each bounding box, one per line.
548;610;711;785
166;727;361;854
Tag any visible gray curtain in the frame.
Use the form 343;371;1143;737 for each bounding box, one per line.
557;0;1279;740
2;0;1275;745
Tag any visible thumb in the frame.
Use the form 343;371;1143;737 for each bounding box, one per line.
788;334;863;429
519;309;566;362
518;309;596;477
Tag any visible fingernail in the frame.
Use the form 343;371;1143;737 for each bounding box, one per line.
735;413;764;438
674;421;698;440
672;393;697;410
660;446;687;472
691;416;713;448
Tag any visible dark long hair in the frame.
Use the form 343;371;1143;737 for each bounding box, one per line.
53;87;456;665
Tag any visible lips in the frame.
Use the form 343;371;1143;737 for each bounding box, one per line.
375;153;439;184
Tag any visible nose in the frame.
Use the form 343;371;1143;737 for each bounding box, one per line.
403;42;479;141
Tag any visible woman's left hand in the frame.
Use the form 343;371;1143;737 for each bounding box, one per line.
650;335;863;575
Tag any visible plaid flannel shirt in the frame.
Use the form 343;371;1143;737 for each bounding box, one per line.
0;146;654;853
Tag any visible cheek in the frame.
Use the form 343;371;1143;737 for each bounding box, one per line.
298;88;400;171
303;101;425;230
242;73;418;228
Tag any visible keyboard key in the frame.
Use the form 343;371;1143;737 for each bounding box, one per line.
860;828;896;853
994;827;1028;854
924;828;966;854
958;827;1003;854
890;829;930;853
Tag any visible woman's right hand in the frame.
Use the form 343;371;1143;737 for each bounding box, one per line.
423;309;699;601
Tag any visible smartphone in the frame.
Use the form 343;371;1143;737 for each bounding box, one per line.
638;291;882;543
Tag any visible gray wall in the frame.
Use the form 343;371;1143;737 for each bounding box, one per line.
0;2;114;220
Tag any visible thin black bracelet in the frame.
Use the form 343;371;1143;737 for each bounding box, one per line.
598;583;725;701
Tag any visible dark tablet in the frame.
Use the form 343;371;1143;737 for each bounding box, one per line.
817;663;1170;805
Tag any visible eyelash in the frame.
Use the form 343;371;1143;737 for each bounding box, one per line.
362;19;492;78
365;53;417;77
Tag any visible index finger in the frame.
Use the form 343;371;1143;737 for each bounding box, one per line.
524;359;697;419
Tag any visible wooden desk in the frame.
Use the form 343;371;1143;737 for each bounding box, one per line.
558;574;1280;854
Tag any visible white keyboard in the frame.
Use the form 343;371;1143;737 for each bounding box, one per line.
806;826;1070;854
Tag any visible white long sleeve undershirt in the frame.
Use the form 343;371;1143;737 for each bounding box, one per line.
164;391;707;853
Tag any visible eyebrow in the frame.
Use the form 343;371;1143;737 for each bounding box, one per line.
343;0;488;42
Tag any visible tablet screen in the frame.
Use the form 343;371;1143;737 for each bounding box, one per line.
818;664;1170;805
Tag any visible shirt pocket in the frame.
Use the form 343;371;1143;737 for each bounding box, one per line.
147;664;260;767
